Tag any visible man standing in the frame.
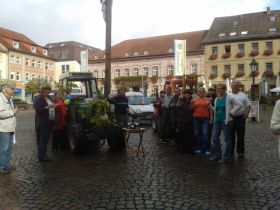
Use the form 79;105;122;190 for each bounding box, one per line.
0;84;19;174
230;81;251;158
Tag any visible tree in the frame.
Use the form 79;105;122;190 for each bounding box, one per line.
25;78;48;99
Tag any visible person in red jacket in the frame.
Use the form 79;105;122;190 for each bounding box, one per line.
52;91;67;152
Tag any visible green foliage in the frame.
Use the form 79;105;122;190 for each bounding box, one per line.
25;78;49;95
198;81;204;88
90;99;115;126
53;81;78;95
117;76;147;82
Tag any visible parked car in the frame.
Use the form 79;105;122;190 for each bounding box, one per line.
125;92;154;124
12;99;30;110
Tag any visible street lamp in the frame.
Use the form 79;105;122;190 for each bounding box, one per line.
249;58;258;101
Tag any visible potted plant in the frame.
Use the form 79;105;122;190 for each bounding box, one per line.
263;49;273;56
250;51;259;56
222;72;231;79
236;52;245;58
150;76;158;84
209;54;218;60
114;78;120;85
222;52;231;59
209;73;217;80
249;71;259;77
166;74;174;80
262;70;274;78
235;72;245;78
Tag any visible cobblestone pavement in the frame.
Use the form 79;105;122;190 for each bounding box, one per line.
0;107;279;210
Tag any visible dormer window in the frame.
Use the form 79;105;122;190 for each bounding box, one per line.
31;46;36;53
230;32;236;36
94;55;99;59
43;49;48;56
144;51;149;55
241;31;248;35
124;53;129;57
134;52;139;56
13;41;19;48
218;33;226;38
168;48;174;53
269;27;277;32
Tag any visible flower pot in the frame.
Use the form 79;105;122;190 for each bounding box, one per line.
222;73;231;79
209;54;218;60
209;74;217;80
263;50;273;56
250;51;259;56
236;52;245;58
222;53;231;59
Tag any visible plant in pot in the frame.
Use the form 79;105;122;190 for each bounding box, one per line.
249;71;259;77
250;51;259;56
209;73;217;80
236;52;245;58
263;49;273;56
222;72;231;80
235;72;245;78
150;76;158;84
262;70;274;78
222;52;231;59
209;54;218;60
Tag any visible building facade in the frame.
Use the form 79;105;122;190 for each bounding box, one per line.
45;41;100;81
203;8;280;99
0;27;55;101
89;31;207;96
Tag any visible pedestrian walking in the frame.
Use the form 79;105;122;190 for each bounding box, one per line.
230;81;251;158
0;84;19;174
52;91;67;152
158;85;174;143
34;85;56;162
210;83;243;163
192;87;212;156
176;89;194;154
109;88;129;128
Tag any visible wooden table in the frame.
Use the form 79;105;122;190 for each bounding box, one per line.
122;128;145;156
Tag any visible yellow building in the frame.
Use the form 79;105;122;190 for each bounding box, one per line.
203;8;280;99
0;27;56;101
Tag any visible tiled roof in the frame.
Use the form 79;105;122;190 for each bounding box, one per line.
203;9;280;44
89;30;208;61
45;41;100;51
0;27;54;60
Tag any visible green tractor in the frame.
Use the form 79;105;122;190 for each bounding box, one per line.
59;72;124;154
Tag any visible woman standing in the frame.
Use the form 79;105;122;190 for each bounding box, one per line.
52;91;67;152
34;85;56;161
192;87;212;156
176;90;194;154
210;84;243;163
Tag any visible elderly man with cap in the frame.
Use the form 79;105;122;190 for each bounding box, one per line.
0;84;19;174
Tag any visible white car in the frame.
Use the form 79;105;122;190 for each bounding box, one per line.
125;92;154;124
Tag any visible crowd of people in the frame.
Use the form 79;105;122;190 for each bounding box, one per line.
154;81;251;163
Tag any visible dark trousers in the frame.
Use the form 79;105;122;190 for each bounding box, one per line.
36;124;52;160
231;115;246;155
207;122;214;151
176;122;194;153
159;109;171;139
52;129;67;151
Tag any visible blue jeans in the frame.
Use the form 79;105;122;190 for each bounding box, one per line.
0;132;14;170
193;117;209;153
212;121;233;160
36;125;52;160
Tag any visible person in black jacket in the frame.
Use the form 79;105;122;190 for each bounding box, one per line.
110;89;129;128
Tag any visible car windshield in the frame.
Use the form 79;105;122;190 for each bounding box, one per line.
127;95;151;105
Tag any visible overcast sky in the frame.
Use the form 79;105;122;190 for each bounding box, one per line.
0;0;279;49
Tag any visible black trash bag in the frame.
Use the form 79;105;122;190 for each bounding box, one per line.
107;125;125;151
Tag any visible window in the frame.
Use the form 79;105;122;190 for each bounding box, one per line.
31;60;36;67
269;28;276;32
62;65;70;73
10;55;15;64
13;41;19;48
15;56;21;65
168;48;174;53
266;63;273;71
38;61;42;68
241;31;248;35
133;67;139;76
144;51;149;55
238;64;244;73
167;65;174;75
232;20;238;27
25;58;30;66
224;45;231;53
191;64;197;74
230;32;236;36
212;46;218;54
224;65;231;74
124;53;129;57
218;33;226;38
115;69;121;77
43;49;48;56
134;52;139;56
31;46;36;53
124;68;129;77
49;63;53;70
211;66;218;74
93;70;98;78
238;44;244;53
32;74;35;80
266;42;273;50
102;70;105;78
16;72;20;81
270;16;276;22
45;63;49;70
25;73;29;82
143;67;148;76
252;43;259;51
94;56;99;59
0;54;2;63
152;66;159;76
10;72;15;80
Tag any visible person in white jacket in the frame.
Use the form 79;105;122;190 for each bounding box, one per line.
270;99;280;157
0;84;19;174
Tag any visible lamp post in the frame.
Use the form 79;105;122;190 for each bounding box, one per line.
249;58;258;101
